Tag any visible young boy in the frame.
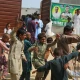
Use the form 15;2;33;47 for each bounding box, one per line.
66;17;73;27
20;32;32;80
0;33;10;79
43;37;54;80
28;33;59;80
32;48;80;80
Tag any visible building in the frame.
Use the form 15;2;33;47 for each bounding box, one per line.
60;0;80;4
0;0;22;36
21;8;40;15
41;0;51;28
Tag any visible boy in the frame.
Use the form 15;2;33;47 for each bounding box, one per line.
20;32;32;80
0;33;10;79
66;17;73;27
28;33;59;80
32;48;80;80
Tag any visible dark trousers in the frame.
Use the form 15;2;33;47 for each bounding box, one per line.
42;60;49;80
42;70;49;80
20;71;30;80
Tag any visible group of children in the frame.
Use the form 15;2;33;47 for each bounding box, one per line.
31;26;80;80
1;19;80;80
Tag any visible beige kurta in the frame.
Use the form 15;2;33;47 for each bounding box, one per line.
57;34;80;55
8;30;25;75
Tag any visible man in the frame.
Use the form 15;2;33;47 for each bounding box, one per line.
52;7;61;19
45;18;55;37
27;15;32;26
57;26;80;70
27;16;36;43
61;6;72;19
73;9;80;34
35;14;43;39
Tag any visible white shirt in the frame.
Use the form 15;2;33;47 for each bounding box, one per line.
73;14;80;26
66;68;80;78
53;12;60;19
73;14;80;34
4;28;12;34
45;21;55;37
62;12;72;18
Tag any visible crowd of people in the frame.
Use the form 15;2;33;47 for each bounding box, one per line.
0;10;80;80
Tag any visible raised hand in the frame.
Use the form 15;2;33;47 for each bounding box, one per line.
16;21;23;28
56;34;60;39
14;21;23;32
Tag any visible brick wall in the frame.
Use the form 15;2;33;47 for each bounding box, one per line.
41;0;51;30
0;0;22;36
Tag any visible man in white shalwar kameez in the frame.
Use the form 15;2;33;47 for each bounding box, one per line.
35;15;43;39
73;9;80;35
45;19;55;37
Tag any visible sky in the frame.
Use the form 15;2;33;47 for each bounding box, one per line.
22;0;59;8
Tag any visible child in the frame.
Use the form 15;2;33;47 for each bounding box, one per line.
29;33;59;80
66;17;73;27
32;48;80;80
43;37;54;80
20;32;32;80
0;33;10;79
44;37;53;61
